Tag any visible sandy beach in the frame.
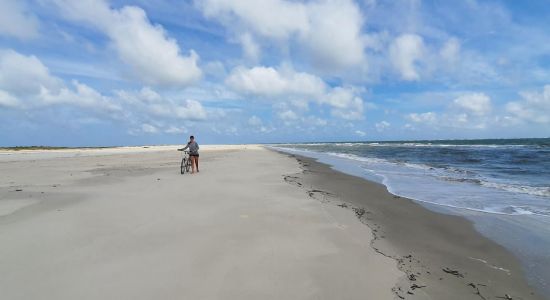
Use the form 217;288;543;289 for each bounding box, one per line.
1;146;544;299
1;146;400;300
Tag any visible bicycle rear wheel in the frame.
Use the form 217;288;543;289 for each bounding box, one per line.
181;157;187;174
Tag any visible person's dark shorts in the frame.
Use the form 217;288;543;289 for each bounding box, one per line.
190;153;199;157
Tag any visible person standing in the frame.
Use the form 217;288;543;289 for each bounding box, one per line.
180;135;199;174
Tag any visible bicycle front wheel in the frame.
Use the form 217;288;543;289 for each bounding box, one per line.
181;157;187;174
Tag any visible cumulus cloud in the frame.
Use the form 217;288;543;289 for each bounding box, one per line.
0;49;208;138
0;49;120;113
0;0;39;39
323;87;365;120
52;0;201;86
0;49;62;97
506;85;550;124
226;65;365;120
440;37;461;64
375;121;390;132
174;100;207;121
453;93;491;116
226;65;325;97
407;112;437;124
239;32;261;62
197;0;366;71
0;90;19;108
141;123;158;133
303;0;365;70
278;110;299;122
248;115;262;126
117;88;208;121
355;130;366;136
389;34;425;81
165;126;187;134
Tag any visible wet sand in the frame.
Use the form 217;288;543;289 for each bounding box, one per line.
281;151;544;299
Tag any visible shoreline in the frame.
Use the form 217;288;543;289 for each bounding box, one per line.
278;150;543;299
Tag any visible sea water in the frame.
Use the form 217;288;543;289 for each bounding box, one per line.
274;138;550;296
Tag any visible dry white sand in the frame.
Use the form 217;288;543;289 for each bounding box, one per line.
0;146;401;300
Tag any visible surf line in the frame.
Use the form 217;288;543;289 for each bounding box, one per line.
468;257;511;275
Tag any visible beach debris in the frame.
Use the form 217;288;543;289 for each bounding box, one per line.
408;274;417;281
157;178;161;181
353;207;366;218
496;295;513;300
410;284;426;290
442;267;464;278
407;291;414;295
15;189;23;192
468;283;488;300
337;203;348;208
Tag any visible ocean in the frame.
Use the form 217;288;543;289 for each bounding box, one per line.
274;138;550;296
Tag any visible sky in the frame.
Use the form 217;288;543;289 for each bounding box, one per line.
1;0;549;146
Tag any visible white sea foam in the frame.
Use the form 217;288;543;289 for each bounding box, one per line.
275;146;550;217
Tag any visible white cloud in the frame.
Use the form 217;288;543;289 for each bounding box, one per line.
165;126;187;134
0;90;19;108
197;0;366;71
303;0;365;70
0;0;39;39
141;123;158;133
239;32;261;62
40;80;121;112
407;112;437;124
389;34;425;81
0;49;62;97
248;115;262;126
226;65;365;120
278;110;299;122
440;37;461;64
174;100;207;121
506;85;550;124
355;130;366;136
323;87;365;120
118;88;208;121
375;120;390;132
0;49;120;113
453;93;491;116
198;0;308;40
226;65;326;97
53;0;202;86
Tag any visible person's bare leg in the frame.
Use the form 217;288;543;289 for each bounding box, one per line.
196;156;199;172
190;156;196;174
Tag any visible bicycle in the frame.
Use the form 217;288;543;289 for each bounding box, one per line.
178;150;191;174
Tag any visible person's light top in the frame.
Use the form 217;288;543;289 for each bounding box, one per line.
183;141;199;154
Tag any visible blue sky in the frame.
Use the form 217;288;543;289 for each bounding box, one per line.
1;0;549;146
